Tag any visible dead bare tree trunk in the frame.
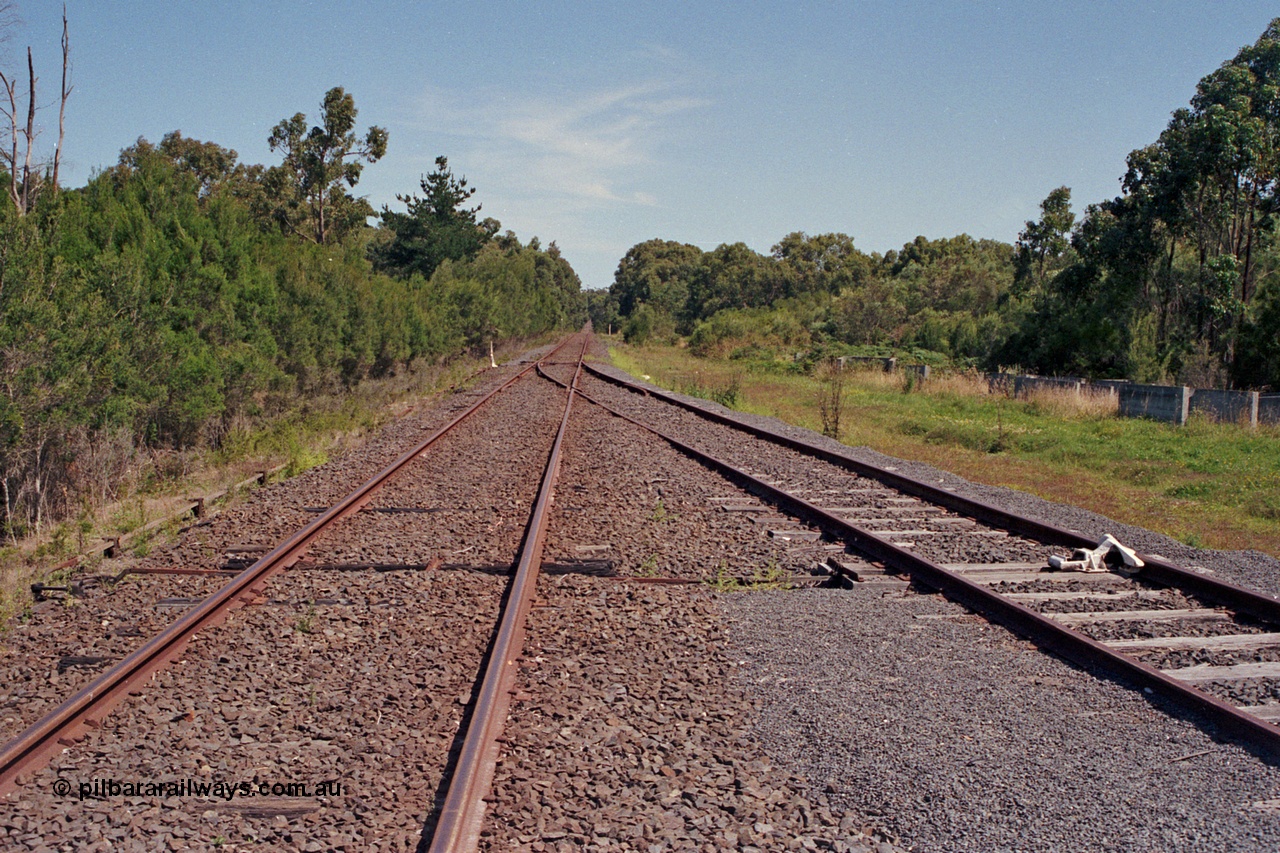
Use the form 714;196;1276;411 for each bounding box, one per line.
51;6;69;192
20;46;34;212
0;8;70;214
2;475;13;547
0;1;16;211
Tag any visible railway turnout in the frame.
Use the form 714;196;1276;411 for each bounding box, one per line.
2;330;1280;851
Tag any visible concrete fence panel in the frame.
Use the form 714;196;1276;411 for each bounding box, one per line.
838;356;896;372
1260;395;1280;426
989;373;1086;398
1118;384;1191;425
902;364;929;381
1190;389;1259;427
1013;375;1083;398
1088;380;1129;400
987;373;1014;394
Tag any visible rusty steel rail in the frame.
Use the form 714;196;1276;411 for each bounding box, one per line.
0;336;579;797
428;334;588;851
554;372;1280;762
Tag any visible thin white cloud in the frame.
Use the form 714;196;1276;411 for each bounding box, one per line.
411;80;706;209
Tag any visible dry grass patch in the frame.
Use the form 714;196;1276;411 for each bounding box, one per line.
1019;386;1120;419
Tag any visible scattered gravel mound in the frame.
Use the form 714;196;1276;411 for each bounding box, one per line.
728;586;1280;852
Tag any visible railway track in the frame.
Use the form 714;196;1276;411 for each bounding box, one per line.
567;361;1280;758
0;333;892;851
0;335;594;850
0;335;583;798
2;329;1280;851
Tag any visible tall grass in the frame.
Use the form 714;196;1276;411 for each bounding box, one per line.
1020;386;1119;419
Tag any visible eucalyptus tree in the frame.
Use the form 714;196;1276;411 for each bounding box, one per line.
1013;187;1075;290
998;18;1280;385
685;241;787;325
609;238;704;319
772;231;872;296
1115;18;1280;368
261;87;387;244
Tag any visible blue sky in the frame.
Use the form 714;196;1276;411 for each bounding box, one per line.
9;2;1280;288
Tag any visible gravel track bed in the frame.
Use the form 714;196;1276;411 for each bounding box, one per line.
577;373;1058;568
1079;616;1269;642
5;568;507;851
729;586;1280;852
1213;678;1280;708
0;349;572;849
1137;645;1280;670
987;576;1140;595
482;576;895;853
7;341;1278;851
478;378;900;850
304;375;568;570
540;391;827;581
1128;646;1280;711
0;573;238;743
588;366;1280;598
1030;586;1192;613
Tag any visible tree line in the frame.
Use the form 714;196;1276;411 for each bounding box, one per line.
0;76;583;540
598;18;1280;393
593;231;1012;365
1003;19;1280;389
